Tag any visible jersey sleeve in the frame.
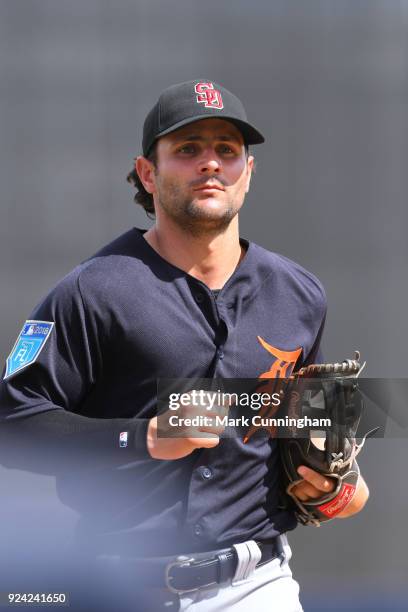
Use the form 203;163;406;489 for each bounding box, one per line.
301;312;326;366
0;270;151;473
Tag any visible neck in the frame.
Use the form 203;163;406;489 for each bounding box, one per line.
144;216;244;290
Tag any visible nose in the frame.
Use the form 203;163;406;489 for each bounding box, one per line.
198;155;221;174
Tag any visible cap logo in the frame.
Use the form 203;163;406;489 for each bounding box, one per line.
194;82;223;110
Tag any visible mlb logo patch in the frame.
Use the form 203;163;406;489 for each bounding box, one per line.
4;320;54;380
119;431;128;448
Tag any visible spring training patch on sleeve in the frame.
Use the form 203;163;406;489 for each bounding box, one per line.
4;320;54;380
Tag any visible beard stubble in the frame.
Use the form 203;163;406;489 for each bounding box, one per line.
156;176;240;238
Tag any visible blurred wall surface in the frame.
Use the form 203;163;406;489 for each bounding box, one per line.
1;2;407;610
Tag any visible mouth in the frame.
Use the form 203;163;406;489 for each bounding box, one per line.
193;183;225;192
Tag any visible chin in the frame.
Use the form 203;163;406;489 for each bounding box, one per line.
189;206;235;222
193;194;223;207
191;196;239;216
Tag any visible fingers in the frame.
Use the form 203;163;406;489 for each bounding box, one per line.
293;481;327;501
183;399;227;448
291;466;336;502
152;389;232;460
297;466;335;493
170;390;229;437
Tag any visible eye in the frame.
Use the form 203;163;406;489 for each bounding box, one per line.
217;144;237;155
177;144;198;155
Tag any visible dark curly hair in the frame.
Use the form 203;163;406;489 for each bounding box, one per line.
126;144;158;218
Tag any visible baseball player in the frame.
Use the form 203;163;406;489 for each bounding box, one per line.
0;80;369;611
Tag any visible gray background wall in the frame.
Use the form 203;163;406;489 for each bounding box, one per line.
0;1;407;610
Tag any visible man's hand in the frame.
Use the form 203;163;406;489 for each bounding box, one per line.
147;391;230;460
291;466;335;501
291;465;370;518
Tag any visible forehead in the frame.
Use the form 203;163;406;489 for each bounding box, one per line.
160;118;244;145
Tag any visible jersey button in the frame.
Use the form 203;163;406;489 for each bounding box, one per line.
195;293;204;303
217;348;224;359
201;466;213;480
194;524;203;536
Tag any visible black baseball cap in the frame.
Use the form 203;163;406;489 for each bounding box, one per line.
142;79;265;156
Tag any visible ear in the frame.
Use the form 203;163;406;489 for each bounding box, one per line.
135;156;156;194
245;155;254;193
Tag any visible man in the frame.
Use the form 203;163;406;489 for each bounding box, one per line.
0;80;369;611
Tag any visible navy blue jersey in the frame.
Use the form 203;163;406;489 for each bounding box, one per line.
0;228;326;555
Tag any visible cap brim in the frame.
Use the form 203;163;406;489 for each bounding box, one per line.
154;115;265;146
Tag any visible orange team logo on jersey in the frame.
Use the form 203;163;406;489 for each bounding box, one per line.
257;337;302;379
243;338;303;443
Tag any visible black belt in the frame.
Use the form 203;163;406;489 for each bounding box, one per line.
163;537;285;594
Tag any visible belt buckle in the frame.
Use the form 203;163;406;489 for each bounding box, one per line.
165;555;197;594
